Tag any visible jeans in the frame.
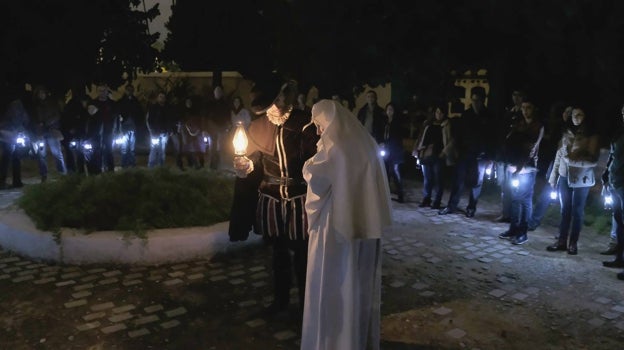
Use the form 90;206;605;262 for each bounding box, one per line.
36;136;67;178
120;131;136;168
498;163;512;218
529;161;555;229
102;132;115;172
421;158;444;204
610;217;617;241
446;157;486;210
148;133;168;168
509;171;536;237
0;141;22;185
385;161;403;198
557;176;590;244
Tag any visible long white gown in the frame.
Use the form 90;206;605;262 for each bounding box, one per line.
301;100;392;350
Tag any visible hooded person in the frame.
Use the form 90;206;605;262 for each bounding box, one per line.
231;79;319;318
301;99;392;350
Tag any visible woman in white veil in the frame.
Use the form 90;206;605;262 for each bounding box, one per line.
301;99;392;350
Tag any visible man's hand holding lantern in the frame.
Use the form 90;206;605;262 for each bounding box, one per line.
233;156;253;178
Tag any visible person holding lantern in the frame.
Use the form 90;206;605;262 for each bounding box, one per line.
231;79;318;318
498;98;544;245
546;106;599;255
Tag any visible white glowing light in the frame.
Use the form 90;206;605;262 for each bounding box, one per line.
511;179;520;188
16;137;26;146
605;195;614;206
83;143;93;150
550;191;557;200
151;137;160;146
114;136;127;145
380;150;387;157
486;168;492;176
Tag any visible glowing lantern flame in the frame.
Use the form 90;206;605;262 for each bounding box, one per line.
232;122;248;156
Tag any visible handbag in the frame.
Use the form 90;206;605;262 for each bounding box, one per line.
567;165;595;188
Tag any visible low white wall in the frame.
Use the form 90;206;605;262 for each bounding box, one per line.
0;210;60;261
0;209;262;265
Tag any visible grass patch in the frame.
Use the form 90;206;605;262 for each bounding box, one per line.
17;168;234;236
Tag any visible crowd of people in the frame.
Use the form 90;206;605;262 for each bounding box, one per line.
407;90;624;282
0;82;254;186
3;77;624;348
226;81;624;349
329;86;623;282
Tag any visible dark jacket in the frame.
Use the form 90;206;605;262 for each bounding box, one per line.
495;105;523;161
146;102;173;135
503;117;544;172
87;98;118;139
229;108;318;242
61;97;89;140
455;106;495;160
605;126;624;189
247;109;318;199
31;98;62;139
0;100;30;143
205;98;231;132
356;104;386;143
117;95;143;133
381;114;405;164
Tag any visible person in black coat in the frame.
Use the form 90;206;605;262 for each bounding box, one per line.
0;88;30;189
116;84;143;168
356;90;385;141
381;102;405;202
146;91;173;168
61;92;90;174
86;83;119;174
231;80;318;317
439;92;495;217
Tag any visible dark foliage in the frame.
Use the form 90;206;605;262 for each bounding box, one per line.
164;0;624;134
0;0;160;95
18;168;234;235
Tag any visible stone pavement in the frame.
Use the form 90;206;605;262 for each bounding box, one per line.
1;181;624;349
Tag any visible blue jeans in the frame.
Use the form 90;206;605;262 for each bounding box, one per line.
557;176;590;244
610;216;617;241
148;133;168;168
529;161;555;229
508;171;536;236
446;157;486;210
498;163;513;218
120;131;136;168
421;158;444;204
36;136;67;178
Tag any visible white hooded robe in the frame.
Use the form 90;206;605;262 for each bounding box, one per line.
301;100;392;350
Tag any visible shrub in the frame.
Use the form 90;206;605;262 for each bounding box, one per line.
18;168;235;235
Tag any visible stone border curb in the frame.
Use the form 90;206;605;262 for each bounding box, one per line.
0;209;261;265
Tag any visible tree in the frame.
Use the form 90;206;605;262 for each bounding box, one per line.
164;0;624;129
0;0;160;97
163;0;274;85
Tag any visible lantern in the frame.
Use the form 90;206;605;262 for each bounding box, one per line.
232;122;248;156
